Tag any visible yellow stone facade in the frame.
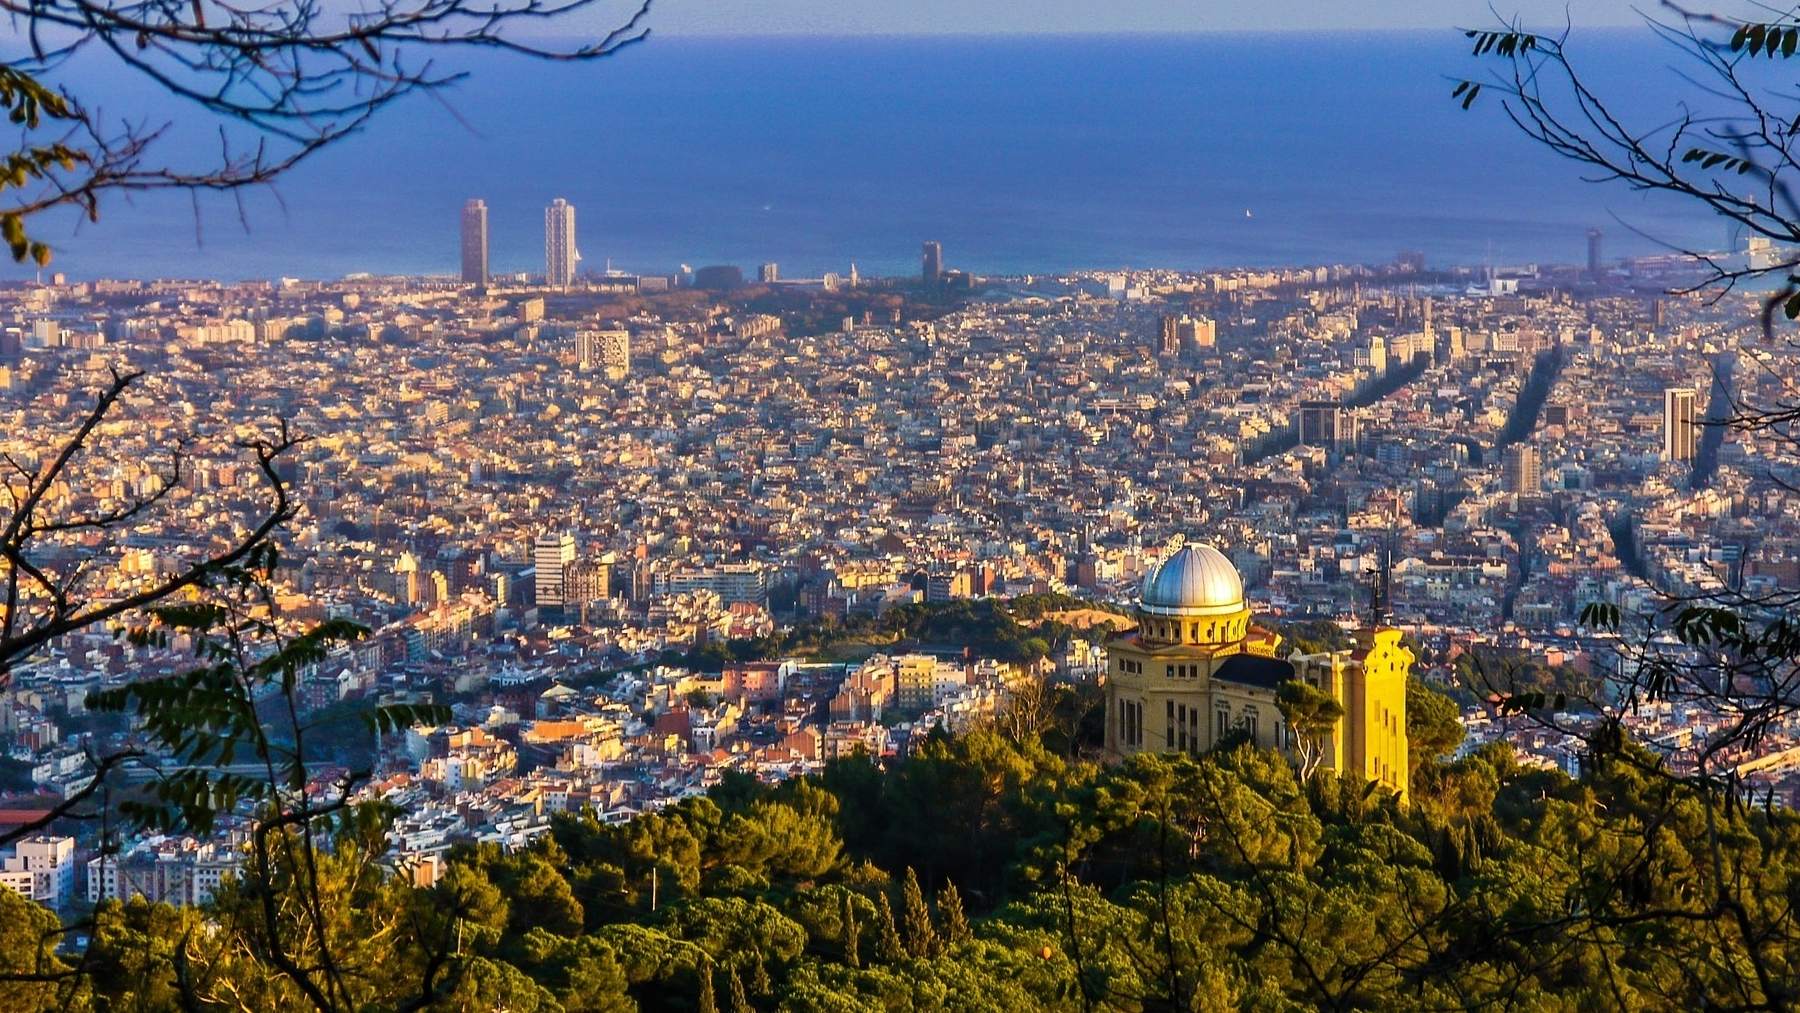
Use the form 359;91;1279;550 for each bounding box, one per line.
1103;543;1411;797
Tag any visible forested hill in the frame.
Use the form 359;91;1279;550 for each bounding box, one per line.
9;688;1796;1012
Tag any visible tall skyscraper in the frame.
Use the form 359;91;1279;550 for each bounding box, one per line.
1157;315;1182;357
1664;387;1699;462
1502;444;1541;494
460;199;489;285
545;198;578;289
1586;227;1603;279
1296;401;1357;455
922;241;943;283
534;531;577;610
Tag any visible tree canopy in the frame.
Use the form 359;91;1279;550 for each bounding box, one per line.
11;715;1796;1011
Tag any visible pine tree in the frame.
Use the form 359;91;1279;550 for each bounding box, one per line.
937;880;972;946
698;963;718;1013
902;867;938;958
843;891;862;968
728;965;751;1013
875;889;905;963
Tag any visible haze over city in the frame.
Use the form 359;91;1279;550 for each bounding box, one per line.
0;2;1797;1010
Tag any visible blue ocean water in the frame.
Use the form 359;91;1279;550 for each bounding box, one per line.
11;31;1727;281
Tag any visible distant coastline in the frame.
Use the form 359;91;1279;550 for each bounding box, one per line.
8;30;1720;283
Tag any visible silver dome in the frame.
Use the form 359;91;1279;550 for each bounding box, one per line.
1139;544;1245;617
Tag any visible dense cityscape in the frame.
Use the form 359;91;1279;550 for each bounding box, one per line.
0;194;1790;915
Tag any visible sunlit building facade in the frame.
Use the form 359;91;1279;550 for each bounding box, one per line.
1103;542;1411;796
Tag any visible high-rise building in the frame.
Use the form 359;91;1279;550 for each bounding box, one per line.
922;241;943;283
1157;314;1216;356
1502;444;1541;494
576;329;630;380
544;198;578;289
1296;401;1357;455
534;532;577;610
694;265;744;291
759;262;780;283
1664;387;1699;462
460;199;489;285
565;557;611;605
1586;227;1604;278
1157;315;1182;356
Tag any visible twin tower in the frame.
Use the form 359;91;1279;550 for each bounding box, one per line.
460;198;580;289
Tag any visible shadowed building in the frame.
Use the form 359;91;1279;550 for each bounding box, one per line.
1664;386;1698;462
545;198;578;289
460;199;488;285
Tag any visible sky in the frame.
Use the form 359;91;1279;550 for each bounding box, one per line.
641;1;1649;36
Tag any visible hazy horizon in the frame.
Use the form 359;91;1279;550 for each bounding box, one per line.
620;0;1650;37
6;27;1725;283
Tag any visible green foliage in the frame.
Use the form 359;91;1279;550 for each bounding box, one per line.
1452;644;1599;708
1682;147;1760;176
0;886;75;1011
1275;618;1353;656
936;881;972;946
1406;675;1464;772
86;587;449;835
874;889;905;964
1465;29;1538;57
1276;679;1344;781
900;867;938;958
669;593;1099;670
698;962;717;1013
1731;21;1800;58
23;705;1800;1010
0;65;86;266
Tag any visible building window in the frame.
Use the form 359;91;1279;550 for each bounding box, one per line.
1242;706;1258;744
1216;704;1231;740
1167;700;1176;749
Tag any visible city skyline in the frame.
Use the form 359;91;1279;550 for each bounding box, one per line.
3;2;1796;1006
1;32;1724;284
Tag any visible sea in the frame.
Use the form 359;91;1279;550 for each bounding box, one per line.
8;30;1733;282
